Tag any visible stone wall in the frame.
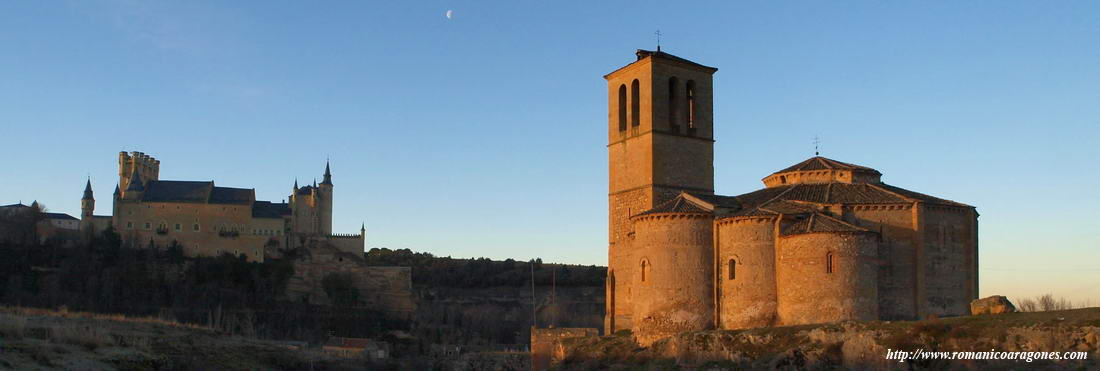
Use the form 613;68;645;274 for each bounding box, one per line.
776;232;878;326
115;201;271;262
630;213;713;346
530;327;599;371
715;216;778;329
846;204;918;320
920;204;978;317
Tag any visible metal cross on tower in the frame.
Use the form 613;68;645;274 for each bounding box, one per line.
655;30;662;52
814;135;821;156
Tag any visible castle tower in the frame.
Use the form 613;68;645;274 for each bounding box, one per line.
318;161;334;235
118;151;160;192
80;179;95;233
605;49;717;333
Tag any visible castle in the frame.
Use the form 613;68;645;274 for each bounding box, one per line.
604;50;979;345
80;151;365;261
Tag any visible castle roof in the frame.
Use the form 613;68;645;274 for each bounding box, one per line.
43;212;78;221
125;169;145;192
252;201;291;219
139;180;255;205
773;156;880;175
781;213;871;236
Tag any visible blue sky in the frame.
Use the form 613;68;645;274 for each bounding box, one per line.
1;1;1098;303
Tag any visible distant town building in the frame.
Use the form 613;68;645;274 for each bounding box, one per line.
0;202;80;244
604;49;979;345
80;151;365;261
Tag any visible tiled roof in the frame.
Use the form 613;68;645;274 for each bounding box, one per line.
634;49;718;72
713;182;971;219
0;203;29;209
252;201;291;219
781;213;871;236
142;181;213;203
773;156;881;175
876;183;971;207
635;194;712;217
296;186;316;195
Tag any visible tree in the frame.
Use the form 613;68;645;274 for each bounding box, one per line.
322;272;359;307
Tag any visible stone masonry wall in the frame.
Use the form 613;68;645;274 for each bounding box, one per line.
715;216;778;329
846;205;917;320
920;205;977;317
776;232;878;326
630;213;713;346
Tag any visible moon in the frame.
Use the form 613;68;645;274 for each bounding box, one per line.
445;10;453;19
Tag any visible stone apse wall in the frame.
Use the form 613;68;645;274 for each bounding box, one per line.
715;216;778;329
630;212;713;346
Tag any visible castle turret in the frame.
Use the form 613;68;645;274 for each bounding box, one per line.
81;179;95;232
318;161;333;235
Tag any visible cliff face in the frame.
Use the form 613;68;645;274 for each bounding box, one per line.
284;241;416;318
413;286;604;347
555;308;1100;370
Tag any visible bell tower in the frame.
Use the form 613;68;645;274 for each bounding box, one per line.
605;49;717;333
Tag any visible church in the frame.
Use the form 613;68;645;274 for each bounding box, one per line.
80;151;365;262
604;49;979;345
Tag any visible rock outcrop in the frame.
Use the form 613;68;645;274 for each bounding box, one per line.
970;295;1016;315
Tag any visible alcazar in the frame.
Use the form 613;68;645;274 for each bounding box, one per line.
604;49;979;345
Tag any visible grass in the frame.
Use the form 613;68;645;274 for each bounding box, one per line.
0;305;209;331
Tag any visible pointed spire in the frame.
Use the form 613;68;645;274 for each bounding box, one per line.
126;168;145;191
321;160;333;186
313;178;317;188
82;178;94;200
294;178;299;190
361;222;365;232
113;184;120;196
31;200;39;210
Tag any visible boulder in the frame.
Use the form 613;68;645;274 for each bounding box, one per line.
970;295;1017;315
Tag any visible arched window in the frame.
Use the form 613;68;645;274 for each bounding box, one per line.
630;79;640;127
826;252;834;274
728;259;736;280
640;259;649;282
668;77;680;133
617;84;627;131
686;80;697;135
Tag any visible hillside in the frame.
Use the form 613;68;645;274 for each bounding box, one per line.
555;308;1100;370
0;306;371;370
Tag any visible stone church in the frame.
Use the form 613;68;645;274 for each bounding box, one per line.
80;151;365;262
604;49;979;345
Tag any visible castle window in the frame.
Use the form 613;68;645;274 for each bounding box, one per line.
174;223;181;231
640;259;649;282
826;252;834;274
126;221;133;229
630;79;640;127
686;80;697;135
144;222;151;230
728;259;736;280
668;77;680;133
193;223;200;232
618;84;627;131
